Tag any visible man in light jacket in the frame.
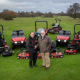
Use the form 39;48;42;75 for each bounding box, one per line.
35;30;52;70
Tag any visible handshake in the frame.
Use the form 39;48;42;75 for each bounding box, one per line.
34;45;37;49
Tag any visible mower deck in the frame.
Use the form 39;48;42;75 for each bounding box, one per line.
64;49;77;55
50;52;63;58
17;48;29;59
17;52;29;59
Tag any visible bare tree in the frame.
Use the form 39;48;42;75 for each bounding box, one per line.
67;3;80;19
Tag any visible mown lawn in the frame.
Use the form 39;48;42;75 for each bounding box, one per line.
0;16;80;80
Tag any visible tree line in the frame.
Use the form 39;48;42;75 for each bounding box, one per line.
18;11;54;17
0;2;80;20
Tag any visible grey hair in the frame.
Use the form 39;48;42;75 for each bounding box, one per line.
41;30;45;34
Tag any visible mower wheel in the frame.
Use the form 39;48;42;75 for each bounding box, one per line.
17;56;20;59
73;53;76;55
56;42;58;47
12;44;15;49
51;56;54;58
26;57;28;59
24;44;26;48
1;54;2;56
65;53;67;55
60;55;63;58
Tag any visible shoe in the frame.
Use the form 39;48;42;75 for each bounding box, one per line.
33;64;38;67
45;67;49;70
41;65;45;67
29;65;33;68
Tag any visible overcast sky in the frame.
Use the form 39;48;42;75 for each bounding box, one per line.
0;0;80;13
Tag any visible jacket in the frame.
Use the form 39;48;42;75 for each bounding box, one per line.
27;35;38;53
37;35;52;53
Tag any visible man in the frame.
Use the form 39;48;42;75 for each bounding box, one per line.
35;30;52;70
27;31;38;68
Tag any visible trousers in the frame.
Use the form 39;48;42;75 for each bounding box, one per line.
41;52;50;67
29;51;37;66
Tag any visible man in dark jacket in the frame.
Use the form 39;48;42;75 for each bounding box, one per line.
27;32;38;68
35;30;52;70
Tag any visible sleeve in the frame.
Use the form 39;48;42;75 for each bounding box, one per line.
47;37;52;50
26;38;34;48
36;38;40;48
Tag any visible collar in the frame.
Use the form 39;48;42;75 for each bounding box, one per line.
41;35;46;39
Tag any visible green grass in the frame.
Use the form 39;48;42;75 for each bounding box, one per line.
0;17;80;80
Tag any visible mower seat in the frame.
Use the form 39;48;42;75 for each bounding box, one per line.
54;23;58;27
12;32;17;36
58;25;60;27
59;30;63;35
19;33;24;35
19;31;24;35
66;31;71;35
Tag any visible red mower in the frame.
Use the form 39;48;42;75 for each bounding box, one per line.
35;20;48;39
48;18;62;34
50;41;63;58
0;25;14;57
56;30;71;46
64;24;80;55
11;30;26;49
17;48;29;59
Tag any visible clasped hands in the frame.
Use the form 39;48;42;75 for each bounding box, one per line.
34;45;37;49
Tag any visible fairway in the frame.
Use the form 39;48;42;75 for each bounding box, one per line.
0;17;80;80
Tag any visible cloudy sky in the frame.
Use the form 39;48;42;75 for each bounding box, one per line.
0;0;80;13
